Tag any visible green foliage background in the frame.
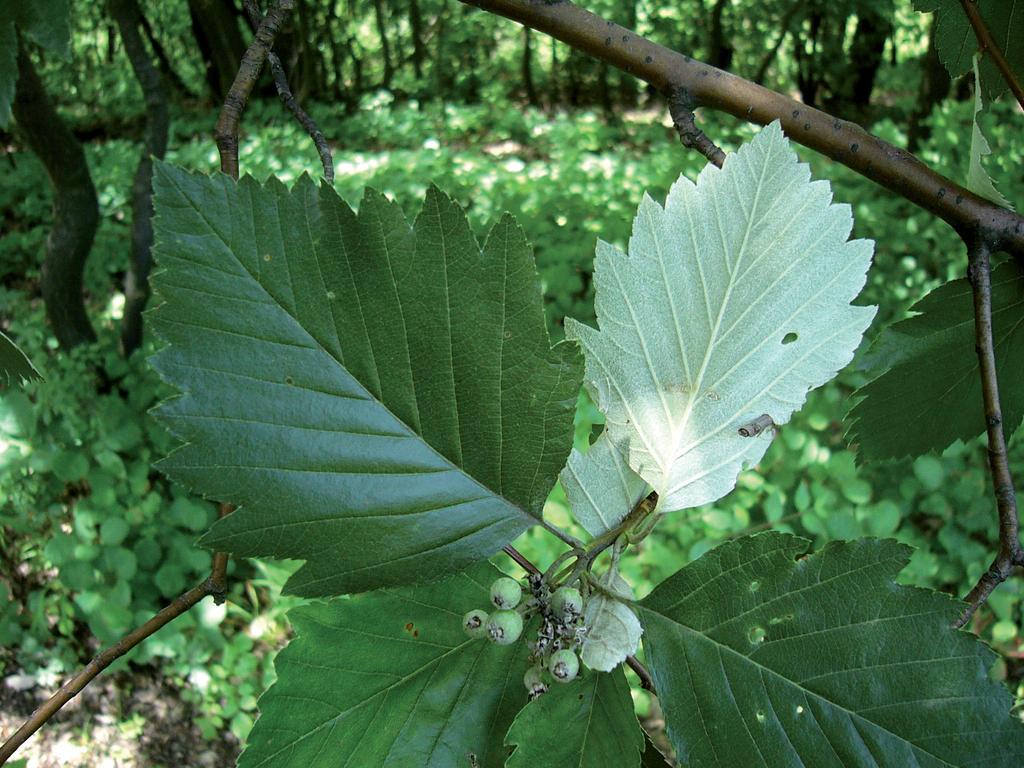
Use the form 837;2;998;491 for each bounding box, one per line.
1;0;1023;752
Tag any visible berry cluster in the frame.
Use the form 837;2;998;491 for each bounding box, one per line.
461;576;526;646
462;573;587;699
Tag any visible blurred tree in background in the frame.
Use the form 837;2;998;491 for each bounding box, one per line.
0;1;1021;764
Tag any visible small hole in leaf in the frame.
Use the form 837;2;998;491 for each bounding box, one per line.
782;332;798;345
756;710;766;724
795;705;805;716
748;581;760;593
748;626;766;644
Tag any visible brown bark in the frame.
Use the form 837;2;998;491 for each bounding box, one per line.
459;0;1024;258
826;7;891;123
409;0;426;80
187;0;247;101
522;27;537;105
12;44;98;349
109;0;170;356
373;0;394;89
707;0;733;71
907;17;951;153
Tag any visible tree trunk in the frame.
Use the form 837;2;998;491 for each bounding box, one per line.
187;0;247;102
109;0;169;356
269;0;324;104
409;0;425;80
326;9;347;101
599;61;611;118
373;0;394;89
139;9;193;97
13;44;98;349
458;5;482;102
907;18;951;152
567;48;581;106
794;11;823;107
435;7;448;100
522;27;538;106
827;6;890;122
754;0;802;85
707;0;733;71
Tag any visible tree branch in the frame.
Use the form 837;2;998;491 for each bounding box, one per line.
503;544;542;576
109;0;170;356
668;87;725;168
458;0;1024;261
242;0;334;182
954;238;1022;628
0;575;225;762
0;508;233;763
753;0;802;85
214;0;295;179
12;42;98;349
959;0;1024;112
626;654;656;693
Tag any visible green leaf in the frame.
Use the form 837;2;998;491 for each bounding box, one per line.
565;122;874;514
846;261;1024;460
10;0;71;57
240;564;530;768
967;55;1012;209
0;0;71;127
0;330;41;387
581;569;642;672
913;0;1024;101
149;165;581;596
639;533;1024;767
505;667;644;768
561;433;648;536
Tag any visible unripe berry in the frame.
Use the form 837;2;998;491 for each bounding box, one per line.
549;649;580;683
550;587;584;620
486;609;524;645
462;609;489;639
490;577;523;610
523;664;548;698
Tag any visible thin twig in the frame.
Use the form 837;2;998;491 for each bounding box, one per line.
0;509;234;764
668;87;726;168
959;0;1024;113
503;544;659;694
585;491;659;562
753;0;802;85
458;0;1024;261
503;544;542;576
626;654;656;693
241;0;334;182
955;238;1022;628
538;518;585;549
214;0;295;179
0;576;224;762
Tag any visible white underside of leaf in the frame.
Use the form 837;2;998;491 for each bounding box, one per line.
566;122;875;513
968;54;1013;210
581;570;642;672
561;433;648;536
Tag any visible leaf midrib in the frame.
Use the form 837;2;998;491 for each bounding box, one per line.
162;170;534;527
250;570;494;767
641;607;962;768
